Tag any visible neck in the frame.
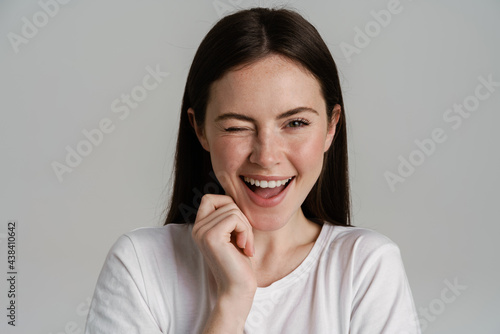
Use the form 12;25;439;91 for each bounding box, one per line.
250;208;321;262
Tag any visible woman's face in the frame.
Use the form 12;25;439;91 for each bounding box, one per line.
189;54;340;231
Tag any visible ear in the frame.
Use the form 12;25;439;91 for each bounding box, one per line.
324;104;341;153
187;108;210;152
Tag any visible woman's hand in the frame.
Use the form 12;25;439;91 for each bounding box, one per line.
191;194;257;333
192;194;256;296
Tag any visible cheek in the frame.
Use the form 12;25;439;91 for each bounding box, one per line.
209;139;250;192
210;139;246;172
290;134;326;164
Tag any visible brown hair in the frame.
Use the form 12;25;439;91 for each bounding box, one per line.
164;7;352;227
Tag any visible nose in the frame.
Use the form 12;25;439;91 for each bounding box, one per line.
248;128;282;168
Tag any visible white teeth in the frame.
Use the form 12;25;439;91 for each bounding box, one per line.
243;176;292;189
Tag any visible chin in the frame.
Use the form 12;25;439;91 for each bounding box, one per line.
241;207;297;232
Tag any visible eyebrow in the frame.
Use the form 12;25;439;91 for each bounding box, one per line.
213;107;319;123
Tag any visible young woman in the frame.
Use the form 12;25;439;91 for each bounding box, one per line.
85;7;421;333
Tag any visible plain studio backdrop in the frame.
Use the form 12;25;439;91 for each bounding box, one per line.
0;0;499;333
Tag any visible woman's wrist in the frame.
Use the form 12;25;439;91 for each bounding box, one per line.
203;292;255;333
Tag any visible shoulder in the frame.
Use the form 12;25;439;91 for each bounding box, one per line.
321;223;402;268
106;223;196;260
124;223;194;244
324;223;398;251
324;226;421;332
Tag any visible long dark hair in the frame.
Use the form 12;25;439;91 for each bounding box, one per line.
164;7;352;227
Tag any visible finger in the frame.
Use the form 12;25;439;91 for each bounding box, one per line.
221;209;253;257
217;214;254;257
244;231;255;257
195;194;236;222
215;215;251;252
193;194;254;257
241;226;254;257
192;196;237;238
235;228;247;250
197;208;250;245
216;208;254;257
194;199;252;241
195;210;254;259
193;203;249;240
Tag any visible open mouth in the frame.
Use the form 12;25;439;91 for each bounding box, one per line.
240;176;295;199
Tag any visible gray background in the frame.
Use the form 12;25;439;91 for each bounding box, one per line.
1;0;499;333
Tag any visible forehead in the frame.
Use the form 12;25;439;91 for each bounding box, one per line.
207;54;325;115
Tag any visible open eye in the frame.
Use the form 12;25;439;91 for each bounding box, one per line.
286;118;310;128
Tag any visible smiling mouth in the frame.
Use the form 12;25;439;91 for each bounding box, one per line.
240;176;295;199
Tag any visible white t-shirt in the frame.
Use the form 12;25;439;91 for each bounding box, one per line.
84;222;421;333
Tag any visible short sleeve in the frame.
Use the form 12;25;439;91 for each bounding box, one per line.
84;235;164;334
349;242;421;334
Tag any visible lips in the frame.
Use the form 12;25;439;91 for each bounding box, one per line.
241;176;294;194
239;175;295;206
